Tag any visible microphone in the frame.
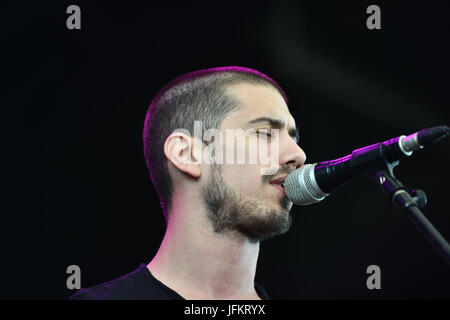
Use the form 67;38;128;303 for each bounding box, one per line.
283;125;450;205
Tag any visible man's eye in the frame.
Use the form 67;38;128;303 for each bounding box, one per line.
256;130;272;138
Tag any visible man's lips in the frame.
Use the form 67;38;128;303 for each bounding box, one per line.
269;175;287;195
270;183;285;195
269;175;287;185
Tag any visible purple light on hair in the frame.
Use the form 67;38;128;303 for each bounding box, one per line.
145;66;287;120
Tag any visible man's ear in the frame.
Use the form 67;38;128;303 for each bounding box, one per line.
164;132;202;179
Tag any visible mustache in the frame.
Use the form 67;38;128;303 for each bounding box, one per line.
262;165;295;183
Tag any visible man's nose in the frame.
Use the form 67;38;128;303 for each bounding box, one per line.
279;139;307;170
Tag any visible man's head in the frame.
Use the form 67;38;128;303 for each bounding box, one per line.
143;67;306;241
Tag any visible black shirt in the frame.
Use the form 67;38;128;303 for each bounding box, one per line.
69;263;270;300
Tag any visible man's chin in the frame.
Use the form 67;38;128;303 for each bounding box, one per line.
235;208;293;243
268;196;293;212
202;165;294;242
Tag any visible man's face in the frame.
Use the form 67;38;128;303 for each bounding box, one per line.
201;83;307;242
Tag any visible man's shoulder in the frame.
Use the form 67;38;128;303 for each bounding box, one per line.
69;263;176;300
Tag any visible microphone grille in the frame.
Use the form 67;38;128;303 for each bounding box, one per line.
284;163;329;205
303;164;316;193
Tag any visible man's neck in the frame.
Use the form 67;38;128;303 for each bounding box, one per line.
147;209;261;300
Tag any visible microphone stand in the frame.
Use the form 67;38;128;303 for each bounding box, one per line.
355;152;450;266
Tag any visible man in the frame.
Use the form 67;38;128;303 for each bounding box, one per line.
70;66;306;300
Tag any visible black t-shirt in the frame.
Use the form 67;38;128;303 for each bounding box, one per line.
69;263;270;300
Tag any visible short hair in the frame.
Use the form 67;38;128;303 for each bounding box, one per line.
143;66;288;221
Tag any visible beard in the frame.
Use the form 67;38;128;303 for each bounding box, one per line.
201;164;293;243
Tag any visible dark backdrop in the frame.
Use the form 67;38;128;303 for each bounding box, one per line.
3;0;450;299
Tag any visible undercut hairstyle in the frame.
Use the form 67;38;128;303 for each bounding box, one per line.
142;66;288;222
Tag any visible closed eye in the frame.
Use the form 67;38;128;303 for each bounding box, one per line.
255;130;272;138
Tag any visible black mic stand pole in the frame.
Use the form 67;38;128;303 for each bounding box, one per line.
355;149;450;266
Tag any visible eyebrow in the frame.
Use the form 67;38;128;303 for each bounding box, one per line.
247;116;300;143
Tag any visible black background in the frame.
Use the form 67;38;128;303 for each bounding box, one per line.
3;1;450;299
